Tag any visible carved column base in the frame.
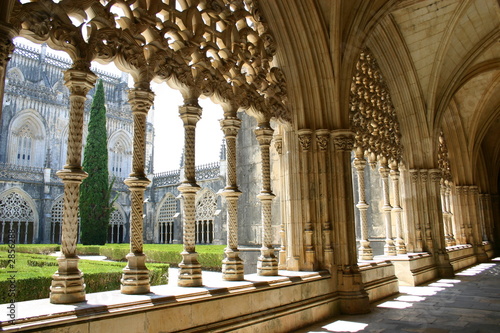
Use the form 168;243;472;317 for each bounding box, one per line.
121;253;150;294
257;248;278;276
474;244;489;263
384;239;397;256
436;252;454;278
358;241;373;260
50;257;85;304
338;267;370;315
278;249;287;270
222;249;244;281
178;251;203;287
396;238;407;254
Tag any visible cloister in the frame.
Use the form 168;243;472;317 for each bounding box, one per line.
0;0;498;332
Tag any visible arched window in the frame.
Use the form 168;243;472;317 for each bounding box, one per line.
108;204;126;243
50;197;63;244
7;111;46;167
157;194;177;244
108;131;132;178
0;190;37;244
195;189;217;244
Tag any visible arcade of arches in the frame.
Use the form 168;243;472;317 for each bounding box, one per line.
0;0;498;332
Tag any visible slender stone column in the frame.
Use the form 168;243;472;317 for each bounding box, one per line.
256;122;278;276
408;169;424;252
331;130;369;314
469;186;488;262
353;147;372;260
219;114;244;281
478;193;488;242
121;88;154;294
428;169;454;278
297;129;314;270
390;161;406;254
316;129;334;269
454;186;468;245
177;101;203;286
379;157;396;256
50;67;97;304
443;181;456;246
274;135;287;269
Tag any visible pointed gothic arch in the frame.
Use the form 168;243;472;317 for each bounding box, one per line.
7;67;24;82
49;195;64;244
7;109;46;167
108;203;126;244
195;188;217;244
108;130;132;179
0;188;39;244
156;193;178;244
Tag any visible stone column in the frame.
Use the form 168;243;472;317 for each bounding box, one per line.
316;129;334;269
256;122;278;276
379;157;396;256
390;161;406;254
331;130;369;314
453;186;468;245
121;88;154;294
353;147;372;260
177;100;203;286
274;135;287;269
297;129;314;270
443;181;456;246
219;114;244;281
469;186;488;262
0;20;15;121
50;67;97;304
428;169;454;277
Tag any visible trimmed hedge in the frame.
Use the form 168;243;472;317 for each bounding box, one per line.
0;253;168;303
97;244;225;271
0;244;60;255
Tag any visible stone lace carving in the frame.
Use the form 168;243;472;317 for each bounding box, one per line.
349;48;403;163
11;0;289;122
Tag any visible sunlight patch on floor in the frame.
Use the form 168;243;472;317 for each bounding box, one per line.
394;295;426;302
456;263;495;276
399;286;445;296
377;300;414;309
321;320;368;332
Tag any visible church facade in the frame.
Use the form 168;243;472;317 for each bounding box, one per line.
0;0;498;332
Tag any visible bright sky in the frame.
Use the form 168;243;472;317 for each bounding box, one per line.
14;38;224;173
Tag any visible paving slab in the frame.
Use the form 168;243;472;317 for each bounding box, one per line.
294;259;500;333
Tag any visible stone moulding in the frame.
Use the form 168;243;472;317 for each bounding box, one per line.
0;271;338;333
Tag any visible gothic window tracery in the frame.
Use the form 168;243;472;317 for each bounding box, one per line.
50;197;63;244
108;131;132;179
8;112;46;167
0;190;36;244
195;189;217;244
108;204;126;243
157;194;177;244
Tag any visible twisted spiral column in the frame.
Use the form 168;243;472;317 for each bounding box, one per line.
177;102;203;287
121;88;154;294
219;115;244;281
255;123;278;276
379;157;396;256
353;148;373;260
50;68;96;304
390;161;406;254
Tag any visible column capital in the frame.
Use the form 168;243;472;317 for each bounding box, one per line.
128;88;154;115
297;129;313;152
255;124;274;146
179;104;202;126
274;136;283;155
331;129;355;151
220;117;241;138
316;129;330;151
353;157;367;171
64;68;97;96
429;169;442;183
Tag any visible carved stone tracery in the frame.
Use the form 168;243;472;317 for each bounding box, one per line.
10;0;289;122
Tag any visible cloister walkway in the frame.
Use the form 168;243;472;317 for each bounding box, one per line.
295;259;500;333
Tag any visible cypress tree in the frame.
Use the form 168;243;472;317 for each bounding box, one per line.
80;79;114;245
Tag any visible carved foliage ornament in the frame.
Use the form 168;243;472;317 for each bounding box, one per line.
349;47;403;162
437;131;453;182
10;0;289;122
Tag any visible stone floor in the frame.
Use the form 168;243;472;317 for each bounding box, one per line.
294;258;500;333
